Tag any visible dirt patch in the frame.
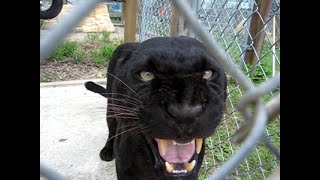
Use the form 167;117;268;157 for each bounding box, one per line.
40;27;124;82
40;61;106;82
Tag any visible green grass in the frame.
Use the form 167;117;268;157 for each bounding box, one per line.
216;37;280;85
199;83;280;179
47;32;121;66
40;19;44;29
86;31;114;45
195;35;280;179
49;41;79;61
90;49;106;66
245;44;280;85
102;43;118;60
86;33;101;43
198;52;280;179
40;75;53;82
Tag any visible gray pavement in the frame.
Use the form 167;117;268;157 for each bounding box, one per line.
40;79;117;180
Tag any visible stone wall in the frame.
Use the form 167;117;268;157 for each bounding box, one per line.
42;4;115;33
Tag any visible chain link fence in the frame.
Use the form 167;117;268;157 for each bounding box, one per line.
40;0;280;179
138;0;171;41
138;0;280;179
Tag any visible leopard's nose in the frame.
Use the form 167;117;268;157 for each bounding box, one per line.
167;103;202;120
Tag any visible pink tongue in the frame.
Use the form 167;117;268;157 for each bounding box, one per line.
156;140;195;163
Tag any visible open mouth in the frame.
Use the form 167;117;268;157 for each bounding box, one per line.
154;138;203;175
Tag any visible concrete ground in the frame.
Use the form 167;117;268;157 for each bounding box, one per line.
40;79;117;180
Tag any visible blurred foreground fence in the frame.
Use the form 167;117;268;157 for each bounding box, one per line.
137;0;280;179
40;0;280;179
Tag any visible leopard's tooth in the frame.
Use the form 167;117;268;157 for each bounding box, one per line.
173;140;177;145
165;162;174;173
160;139;169;156
196;138;203;154
184;160;196;172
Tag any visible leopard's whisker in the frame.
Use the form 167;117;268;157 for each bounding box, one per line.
100;93;142;103
106;124;145;142
117;122;141;130
129;126;151;138
107;111;138;117
107;111;139;116
108;103;141;112
108;106;141;114
107;72;141;98
123;125;150;142
107;98;142;107
106;116;140;120
78;94;142;103
77;105;139;113
107;110;140;115
107;102;140;108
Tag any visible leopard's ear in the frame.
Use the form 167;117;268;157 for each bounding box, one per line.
85;81;107;98
109;42;140;67
106;42;140;90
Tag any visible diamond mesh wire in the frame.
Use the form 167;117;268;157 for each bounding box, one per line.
138;0;280;179
138;0;171;42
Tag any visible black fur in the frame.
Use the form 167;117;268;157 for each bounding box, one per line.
85;36;227;180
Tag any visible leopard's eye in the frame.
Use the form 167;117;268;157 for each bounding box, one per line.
203;70;213;79
139;71;155;82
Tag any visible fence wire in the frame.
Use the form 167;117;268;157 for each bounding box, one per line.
40;0;280;179
138;0;172;41
138;0;280;179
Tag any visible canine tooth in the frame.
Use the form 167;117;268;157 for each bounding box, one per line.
173;140;177;145
160;139;168;156
184;160;196;172
165;162;174;173
196;138;203;154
